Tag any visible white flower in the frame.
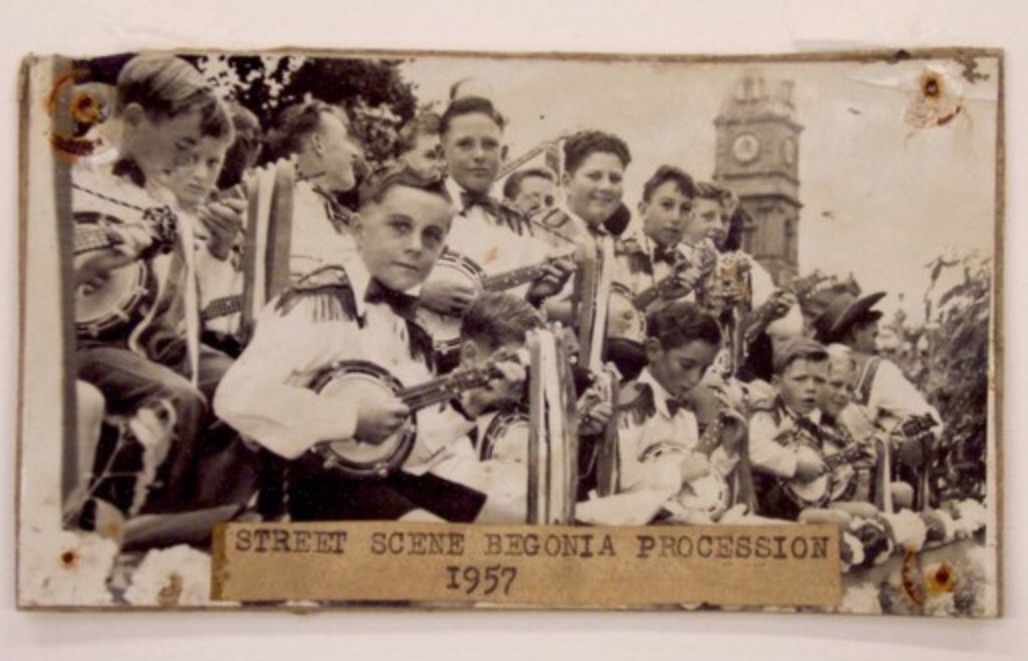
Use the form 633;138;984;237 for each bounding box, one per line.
837;581;883;615
125;545;212;607
21;527;117;606
947;499;988;537
880;509;928;552
924;592;957;617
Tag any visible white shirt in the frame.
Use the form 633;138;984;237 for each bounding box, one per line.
289;181;359;280
617;368;738;496
842;355;943;438
748;403;823;479
439;179;551;280
213;255;468;473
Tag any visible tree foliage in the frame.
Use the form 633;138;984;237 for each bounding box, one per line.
192;54;417;167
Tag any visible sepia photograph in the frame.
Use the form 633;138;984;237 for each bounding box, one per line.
16;46;1000;615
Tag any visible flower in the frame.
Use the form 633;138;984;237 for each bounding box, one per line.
21;527;117;606
943;499;988;538
880;509;928;553
125;545;212;607
837;581;883;615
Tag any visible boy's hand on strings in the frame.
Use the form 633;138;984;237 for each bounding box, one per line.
421;278;478;316
527;257;574;304
354;391;410;445
199;197;246;261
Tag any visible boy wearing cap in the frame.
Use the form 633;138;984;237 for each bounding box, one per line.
747;338;832;520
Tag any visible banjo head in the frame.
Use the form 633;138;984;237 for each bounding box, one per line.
607;282;646;342
419;252;487;352
73;211;157;340
481;410;530;463
673;473;732;518
74;261;154;339
308;361;417;479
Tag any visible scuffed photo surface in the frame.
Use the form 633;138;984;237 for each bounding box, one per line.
17;48;999;614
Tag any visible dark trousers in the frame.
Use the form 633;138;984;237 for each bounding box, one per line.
77;343;258;512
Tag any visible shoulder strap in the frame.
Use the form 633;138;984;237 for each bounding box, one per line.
855;357;881;406
272;265;357;322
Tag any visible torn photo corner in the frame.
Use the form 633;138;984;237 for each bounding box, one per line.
16;47;1001;615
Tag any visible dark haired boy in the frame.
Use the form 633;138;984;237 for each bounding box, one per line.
613;301;746;522
395;112;444;184
264;100;363;279
616;165;707;312
424;96;572;321
215;169;522;522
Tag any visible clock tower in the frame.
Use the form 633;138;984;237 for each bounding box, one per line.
713;70;803;285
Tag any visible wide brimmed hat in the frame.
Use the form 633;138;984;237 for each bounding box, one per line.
813;291;886;343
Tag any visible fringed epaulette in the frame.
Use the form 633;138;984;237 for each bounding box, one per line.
616;381;656;427
497;199;535;237
406;320;436;371
615;236;653;276
273;265;357;322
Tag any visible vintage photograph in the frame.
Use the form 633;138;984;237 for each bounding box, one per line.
17;47;1000;614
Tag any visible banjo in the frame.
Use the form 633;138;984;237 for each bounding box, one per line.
73;210;172;341
782;440;875;509
419;249;576;355
301;350;527;479
651;409;741;521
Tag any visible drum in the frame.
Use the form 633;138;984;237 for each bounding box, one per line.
304;361;417;478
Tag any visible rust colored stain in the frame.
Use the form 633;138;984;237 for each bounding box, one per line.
60;550;77;568
926;561;956;595
900;550;926;608
45;67;103;163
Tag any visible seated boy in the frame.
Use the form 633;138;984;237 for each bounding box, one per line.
748;338;833;520
214;168;521;523
427;292;615;522
614;301;747;523
72;54;245;513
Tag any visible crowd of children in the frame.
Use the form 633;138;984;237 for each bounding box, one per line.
65;54;947;544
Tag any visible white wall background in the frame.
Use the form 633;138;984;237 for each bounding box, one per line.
2;1;1025;659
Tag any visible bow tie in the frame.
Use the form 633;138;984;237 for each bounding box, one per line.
653;243;678;265
665;398;686;418
460;190;500;216
364;278;419;321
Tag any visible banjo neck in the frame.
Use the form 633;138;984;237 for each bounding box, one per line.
396;353;523;413
480;256;561;292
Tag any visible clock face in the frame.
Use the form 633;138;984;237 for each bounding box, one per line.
782;137;797;166
732;133;760;164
